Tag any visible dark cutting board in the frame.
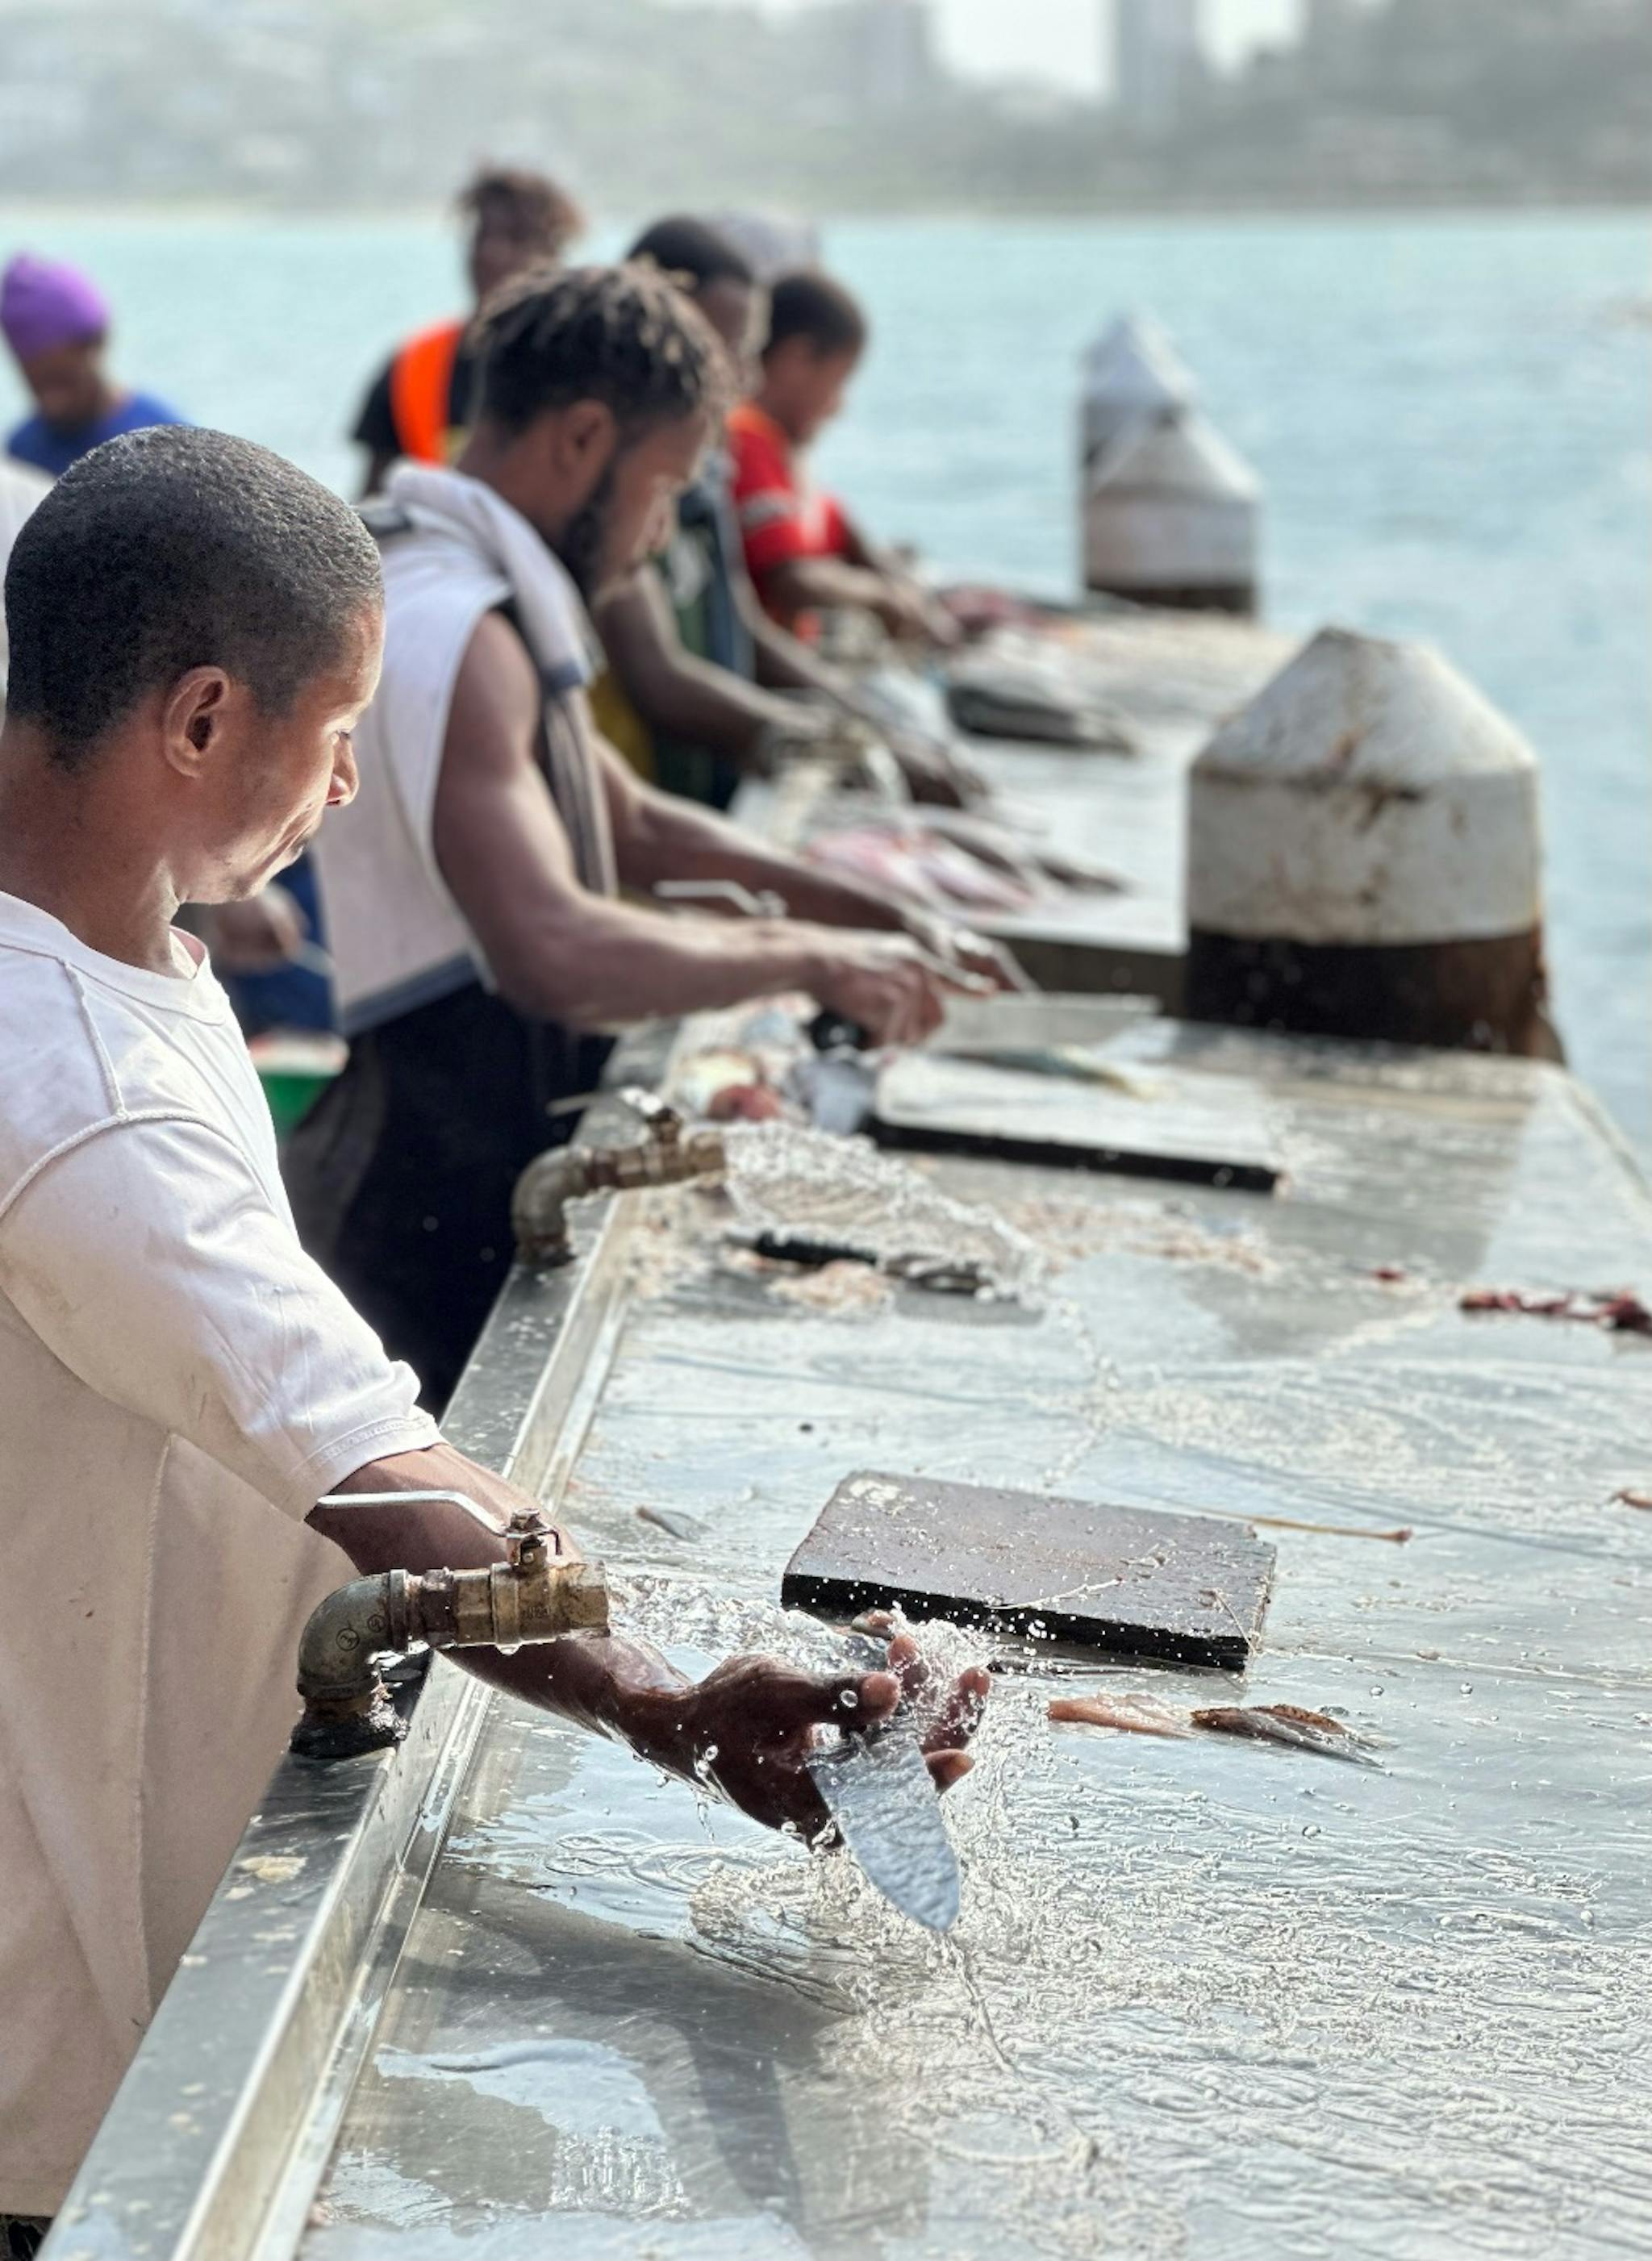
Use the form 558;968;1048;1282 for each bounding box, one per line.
872;1051;1281;1192
782;1471;1274;1671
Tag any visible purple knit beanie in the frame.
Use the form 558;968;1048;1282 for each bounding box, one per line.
1;253;111;361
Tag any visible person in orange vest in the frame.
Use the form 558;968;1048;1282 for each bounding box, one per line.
349;165;583;494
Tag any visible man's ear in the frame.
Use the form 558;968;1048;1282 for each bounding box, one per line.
555;398;618;476
160;667;234;781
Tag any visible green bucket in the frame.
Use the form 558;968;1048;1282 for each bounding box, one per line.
249;1032;347;1138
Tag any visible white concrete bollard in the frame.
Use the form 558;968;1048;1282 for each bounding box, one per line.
1079;314;1262;615
1083;407;1262;616
1185;627;1555;1056
705;210;822;285
1080;313;1195;473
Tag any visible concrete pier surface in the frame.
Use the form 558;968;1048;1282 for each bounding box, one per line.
290;1024;1652;2261
46;607;1652;2261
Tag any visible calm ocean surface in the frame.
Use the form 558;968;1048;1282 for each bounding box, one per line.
2;208;1646;1148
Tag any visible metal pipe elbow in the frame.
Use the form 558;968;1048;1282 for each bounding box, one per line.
512;1149;599;1265
511;1127;728;1265
290;1571;413;1762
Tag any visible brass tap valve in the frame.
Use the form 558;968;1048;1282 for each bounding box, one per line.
512;1087;728;1266
291;1491;608;1762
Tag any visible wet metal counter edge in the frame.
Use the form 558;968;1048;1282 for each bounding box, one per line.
42;1077;656;2261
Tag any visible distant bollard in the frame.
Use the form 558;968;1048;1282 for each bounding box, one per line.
704;210;821;284
1079;315;1261;615
1185;627;1557;1057
1080;313;1195;473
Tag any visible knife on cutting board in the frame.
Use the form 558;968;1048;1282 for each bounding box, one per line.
807;1714;962;1932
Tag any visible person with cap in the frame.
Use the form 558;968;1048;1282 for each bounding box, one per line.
2;252;186;479
591;215;978;813
350;165;585;495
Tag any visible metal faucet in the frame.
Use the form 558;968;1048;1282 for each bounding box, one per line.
512;1087;728;1266
291;1491;608;1762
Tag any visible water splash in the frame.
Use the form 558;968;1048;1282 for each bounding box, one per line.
720;1122;1049;1299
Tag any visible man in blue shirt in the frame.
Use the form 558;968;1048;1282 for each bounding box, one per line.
2;253;186;478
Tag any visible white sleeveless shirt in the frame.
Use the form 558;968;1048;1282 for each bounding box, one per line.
315;465;611;1038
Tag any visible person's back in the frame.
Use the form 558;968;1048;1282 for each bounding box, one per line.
1;253;186;478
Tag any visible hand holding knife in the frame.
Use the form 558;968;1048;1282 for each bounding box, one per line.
653;1625;987;1930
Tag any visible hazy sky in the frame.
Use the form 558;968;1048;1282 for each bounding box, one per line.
739;0;1305;96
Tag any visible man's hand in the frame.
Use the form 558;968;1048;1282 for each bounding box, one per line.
323;1456;989;1845
751;701;878;777
899;911;1033;995
870;577;963;653
643;1630;990;1838
809;930;983;1048
886;728;986;809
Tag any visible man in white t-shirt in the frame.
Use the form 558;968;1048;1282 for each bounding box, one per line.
0;427;987;2241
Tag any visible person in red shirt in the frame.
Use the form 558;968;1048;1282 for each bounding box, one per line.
728;270;956;646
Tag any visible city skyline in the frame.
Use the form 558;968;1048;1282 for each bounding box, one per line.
670;0;1304;96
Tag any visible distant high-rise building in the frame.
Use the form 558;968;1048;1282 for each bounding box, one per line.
797;0;937;115
861;0;936;111
1113;0;1205;136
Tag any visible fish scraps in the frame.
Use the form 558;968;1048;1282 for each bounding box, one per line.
1459;1286;1652;1334
1047;1693;1192;1739
1190;1704;1378;1765
1049;1695;1379;1765
805;825;1035;916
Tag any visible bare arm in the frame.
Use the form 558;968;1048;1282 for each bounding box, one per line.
358;447;398;499
733;555;853;699
430;611;960;1042
599;736;1024;992
598;728;899;928
757;552;922;633
312;1444;987;1833
834;502;891;575
592;566;799;766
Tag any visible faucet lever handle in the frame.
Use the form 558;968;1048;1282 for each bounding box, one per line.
315;1488;557;1571
611;1087;685;1146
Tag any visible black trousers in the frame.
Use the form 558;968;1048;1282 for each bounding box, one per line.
285;982;611;1415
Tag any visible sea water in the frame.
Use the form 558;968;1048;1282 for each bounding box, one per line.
2;206;1642;1145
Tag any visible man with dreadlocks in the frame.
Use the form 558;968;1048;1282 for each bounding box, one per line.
290;262;1003;1410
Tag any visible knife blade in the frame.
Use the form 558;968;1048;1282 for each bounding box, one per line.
807;1716;961;1932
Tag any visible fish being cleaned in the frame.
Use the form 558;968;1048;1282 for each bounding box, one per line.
1047;1693;1194;1738
805;827;1033;915
1048;1695;1379;1764
1190;1704;1378;1763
